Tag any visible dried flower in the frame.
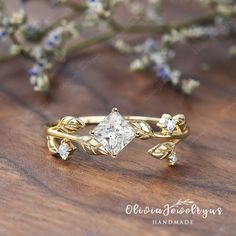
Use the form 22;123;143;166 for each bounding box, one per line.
1;0;234;95
130;56;150;71
30;73;50;92
22;22;46;42
0;26;7;40
113;39;132;53
9;9;26;25
9;44;22;55
181;79;200;95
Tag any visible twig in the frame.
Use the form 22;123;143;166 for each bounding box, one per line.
43;0;87;12
64;0;87;12
108;13;216;33
3;1;236;64
66;30;116;54
64;13;220;55
0;54;20;63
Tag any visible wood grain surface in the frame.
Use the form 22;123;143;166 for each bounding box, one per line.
0;1;236;236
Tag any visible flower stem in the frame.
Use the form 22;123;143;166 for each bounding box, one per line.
2;5;236;63
66;30;116;54
0;54;20;63
65;13;217;55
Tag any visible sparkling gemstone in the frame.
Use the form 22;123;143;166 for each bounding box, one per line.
58;142;70;160
166;119;176;132
169;154;177;165
159;115;176;132
159;116;168;126
91;110;136;156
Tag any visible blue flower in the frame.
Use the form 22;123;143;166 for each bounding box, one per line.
143;38;156;52
159;65;170;81
47;40;55;47
28;64;43;76
28;68;38;76
46;30;62;49
0;28;8;40
53;34;60;40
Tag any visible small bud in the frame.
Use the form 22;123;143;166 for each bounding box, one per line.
181;79;200;95
9;44;22;56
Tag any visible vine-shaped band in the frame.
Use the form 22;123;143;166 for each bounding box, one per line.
46;108;190;166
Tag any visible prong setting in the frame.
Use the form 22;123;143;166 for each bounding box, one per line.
89;130;95;135
112;107;118;113
158;114;177;133
111;154;117;158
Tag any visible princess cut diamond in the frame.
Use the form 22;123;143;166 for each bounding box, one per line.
91;110;136;156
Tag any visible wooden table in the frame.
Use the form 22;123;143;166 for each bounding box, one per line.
0;1;235;235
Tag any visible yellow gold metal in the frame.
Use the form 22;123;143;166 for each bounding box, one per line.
46;110;190;166
112;107;118;112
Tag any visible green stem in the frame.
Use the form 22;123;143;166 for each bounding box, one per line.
65;13;217;54
0;54;20;63
2;2;236;62
67;30;116;54
64;0;87;12
44;0;86;12
109;13;216;33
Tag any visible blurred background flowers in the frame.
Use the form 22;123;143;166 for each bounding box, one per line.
1;0;236;94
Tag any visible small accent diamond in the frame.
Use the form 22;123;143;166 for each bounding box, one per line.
58;142;70;160
91;110;136;156
159;114;176;132
166;119;176;132
169;153;177;166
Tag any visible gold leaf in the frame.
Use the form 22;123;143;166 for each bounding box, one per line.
47;136;59;154
148;142;175;159
130;121;153;139
78;136;108;156
173;114;188;131
58;116;85;134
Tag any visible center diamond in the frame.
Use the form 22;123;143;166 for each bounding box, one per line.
91;109;136;156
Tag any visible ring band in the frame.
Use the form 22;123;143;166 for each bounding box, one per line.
46;108;190;166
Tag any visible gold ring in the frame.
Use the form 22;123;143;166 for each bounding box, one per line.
46;108;190;166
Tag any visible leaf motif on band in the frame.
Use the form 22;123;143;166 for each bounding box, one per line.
78;136;108;156
47;135;59;154
173;114;185;124
130;121;154;139
148;142;175;159
57;116;85;134
173;114;188;132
